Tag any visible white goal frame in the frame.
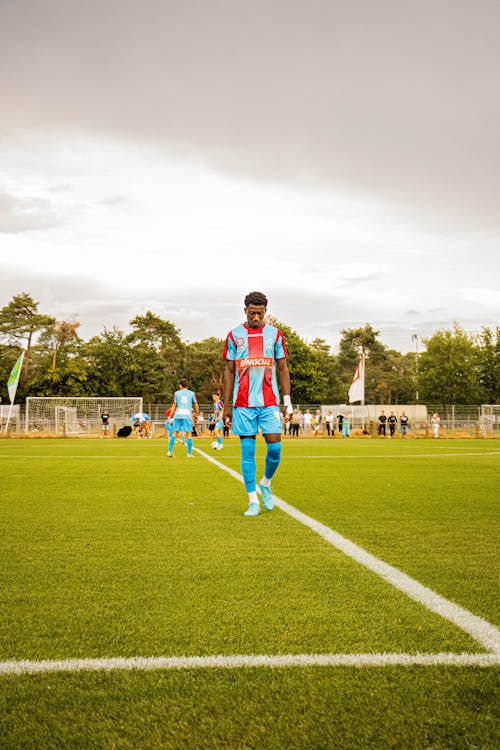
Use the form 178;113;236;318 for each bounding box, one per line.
25;397;143;436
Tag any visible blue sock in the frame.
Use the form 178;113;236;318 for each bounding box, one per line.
240;438;256;492
265;442;282;480
217;436;222;445
187;437;193;455
168;435;176;453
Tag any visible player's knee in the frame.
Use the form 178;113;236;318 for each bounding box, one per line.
266;442;282;462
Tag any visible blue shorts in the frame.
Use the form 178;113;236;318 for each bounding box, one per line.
172;418;193;434
231;406;282;436
215;418;224;430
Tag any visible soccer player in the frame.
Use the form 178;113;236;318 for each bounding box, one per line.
166;378;199;458
212;390;224;450
222;291;293;517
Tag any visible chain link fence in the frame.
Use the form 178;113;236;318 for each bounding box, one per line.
2;403;498;438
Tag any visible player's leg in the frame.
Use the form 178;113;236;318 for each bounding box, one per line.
258;407;284;511
167;429;177;456
232;408;260;515
216;422;223;449
186;430;194;457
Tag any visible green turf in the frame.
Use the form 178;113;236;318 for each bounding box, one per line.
0;437;498;748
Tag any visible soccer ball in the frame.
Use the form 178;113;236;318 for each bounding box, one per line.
211;441;218;449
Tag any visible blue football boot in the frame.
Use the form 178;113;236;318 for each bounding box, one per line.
259;483;275;511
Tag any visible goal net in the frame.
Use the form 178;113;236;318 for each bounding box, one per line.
25;397;143;436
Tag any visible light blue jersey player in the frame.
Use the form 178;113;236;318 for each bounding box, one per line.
166;379;199;458
212;390;224;450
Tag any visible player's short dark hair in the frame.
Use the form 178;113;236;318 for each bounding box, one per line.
212;390;220;396
179;378;188;388
244;291;268;308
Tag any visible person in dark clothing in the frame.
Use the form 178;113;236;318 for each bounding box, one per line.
378;411;387;437
388;411;397;438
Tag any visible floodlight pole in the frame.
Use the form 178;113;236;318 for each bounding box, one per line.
411;334;419;403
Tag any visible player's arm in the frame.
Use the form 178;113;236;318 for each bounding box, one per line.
277;357;293;418
222;360;235;423
168;401;177;418
193;395;199;416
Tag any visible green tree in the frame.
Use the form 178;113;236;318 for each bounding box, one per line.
476;326;500;403
127;312;185;401
310;338;336;400
83;328;136;397
0;293;55;381
269;319;330;403
128;312;183;361
419;324;482;404
183;337;225;402
50;320;81;370
28;356;90;396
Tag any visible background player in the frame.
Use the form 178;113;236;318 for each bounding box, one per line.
211;390;224;450
166;378;199;458
223;291;293;516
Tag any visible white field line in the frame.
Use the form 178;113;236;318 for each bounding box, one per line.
1;451;498;460
195;448;500;656
1;652;499;676
272;451;500;461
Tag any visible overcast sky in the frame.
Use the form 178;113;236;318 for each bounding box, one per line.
1;0;499;354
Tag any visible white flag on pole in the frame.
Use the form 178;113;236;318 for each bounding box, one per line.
348;354;365;403
7;351;25;403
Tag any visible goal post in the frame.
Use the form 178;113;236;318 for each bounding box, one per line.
25;397;143;436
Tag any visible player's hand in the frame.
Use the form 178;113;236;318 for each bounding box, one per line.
223;406;232;425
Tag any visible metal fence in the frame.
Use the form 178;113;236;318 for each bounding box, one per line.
2;403;498;437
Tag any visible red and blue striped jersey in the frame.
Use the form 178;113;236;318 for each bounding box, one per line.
213;399;224;419
223;323;288;407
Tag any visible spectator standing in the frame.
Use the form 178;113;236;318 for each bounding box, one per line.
313;409;322;437
378;411;387;437
431;412;441;438
341;413;350;437
325;410;334;437
388;411;398;438
400;412;409;438
101;409;110;438
303;409;313;436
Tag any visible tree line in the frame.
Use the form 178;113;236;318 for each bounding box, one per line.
0;293;498;406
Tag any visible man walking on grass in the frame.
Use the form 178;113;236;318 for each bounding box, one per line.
223;291;293;516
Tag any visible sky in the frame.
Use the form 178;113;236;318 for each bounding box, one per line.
1;0;499;354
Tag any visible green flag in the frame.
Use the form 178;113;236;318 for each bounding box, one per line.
7;352;25;403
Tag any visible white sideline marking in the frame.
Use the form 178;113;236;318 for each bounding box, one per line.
1;652;499;675
195;448;500;655
282;452;500;459
1;451;497;460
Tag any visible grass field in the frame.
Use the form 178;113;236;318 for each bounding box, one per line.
0;437;498;749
